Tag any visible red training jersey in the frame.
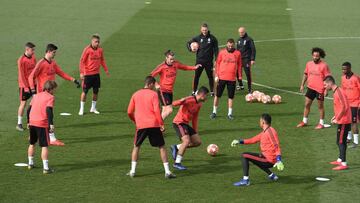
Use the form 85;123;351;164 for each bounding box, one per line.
18;54;36;91
304;60;331;93
341;73;360;107
150;60;196;93
79;45;109;76
173;96;202;132
216;49;242;81
127;88;163;129
243;127;281;164
333;87;352;124
29;58;74;92
29;91;55;128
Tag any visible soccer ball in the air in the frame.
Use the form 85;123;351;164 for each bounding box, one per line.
207;144;219;156
245;93;254;102
190;42;199;52
261;95;271;104
272;95;282;104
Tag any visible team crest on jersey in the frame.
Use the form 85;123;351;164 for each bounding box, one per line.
243;40;247;45
200;39;203;43
208;38;211;43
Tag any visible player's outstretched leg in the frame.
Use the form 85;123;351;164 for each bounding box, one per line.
233;153;251;186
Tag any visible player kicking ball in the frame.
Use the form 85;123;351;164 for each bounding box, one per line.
170;86;209;170
127;76;176;179
26;81;58;174
324;76;352;170
231;114;284;186
78;34;110;116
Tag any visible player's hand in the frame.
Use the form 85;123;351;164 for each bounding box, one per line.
250;60;255;66
80;74;84;80
214;76;219;83
273;161;284;171
160;125;165;132
299;85;304;93
30;89;36;94
106;71;110;77
155;82;160;90
331;116;337;124
231;140;240;147
74;79;81;88
27;124;30;129
49;125;55;133
195;64;202;69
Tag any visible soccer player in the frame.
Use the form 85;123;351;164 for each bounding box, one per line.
150;50;201;120
324;76;352;170
170;86;209;170
126;76;176;179
210;39;241;120
187;23;218;96
236;27;256;93
78;34;110;116
297;47;331;129
341;62;360;148
28;43;81;146
231;113;284;186
16;42;37;131
26;80;58;174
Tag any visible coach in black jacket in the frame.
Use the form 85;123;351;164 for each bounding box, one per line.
236;27;256;93
187;23;218;96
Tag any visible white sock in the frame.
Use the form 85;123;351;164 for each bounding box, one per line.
354;134;359;144
337;158;342;162
49;132;56;142
163;162;171;174
91;101;96;110
268;173;274;177
303;117;308;123
213;106;217;114
42;160;49;170
319;119;324;125
347;131;353;140
341;162;347;166
228;108;233;116
17;116;22;125
80;101;85;111
130;161;137;173
175;154;183;164
176;144;181;150
243;176;249;180
28;156;34;165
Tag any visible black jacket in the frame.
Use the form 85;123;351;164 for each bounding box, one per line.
187;31;219;63
236;33;256;61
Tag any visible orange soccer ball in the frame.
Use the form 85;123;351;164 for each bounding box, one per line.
272;95;282;104
207;144;219;156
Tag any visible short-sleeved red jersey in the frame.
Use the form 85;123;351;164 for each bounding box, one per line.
150;61;196;93
79;45;109;76
333;87;352;124
172;96;202;132
304;60;331;93
18;54;36;90
127;88;163;129
341;73;360;107
29;91;55;128
216;49;242;81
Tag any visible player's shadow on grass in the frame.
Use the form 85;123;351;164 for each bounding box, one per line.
59;120;125;128
65;134;131;144
55;158;132;173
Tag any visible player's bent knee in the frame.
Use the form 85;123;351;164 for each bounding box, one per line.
93;88;99;94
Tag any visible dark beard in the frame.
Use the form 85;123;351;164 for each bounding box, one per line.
227;48;235;53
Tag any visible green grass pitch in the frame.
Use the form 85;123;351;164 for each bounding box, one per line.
0;0;359;202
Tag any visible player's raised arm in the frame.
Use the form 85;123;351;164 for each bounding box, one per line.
172;97;186;107
54;63;74;81
176;61;198;71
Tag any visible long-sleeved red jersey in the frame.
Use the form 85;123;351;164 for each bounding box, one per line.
341;73;360;108
172;96;202;132
18;54;36;91
79;45;109;76
333;87;352;124
216;49;242;81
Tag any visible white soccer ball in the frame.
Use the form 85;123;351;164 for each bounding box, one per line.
261;95;271;104
207;144;219;156
245;93;254;102
272;95;282;104
257;92;265;102
190;42;199;52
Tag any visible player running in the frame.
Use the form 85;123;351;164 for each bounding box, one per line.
170;86;209;170
26;80;58;174
28;43;81;146
297;47;331;129
341;62;360;148
78;34;110;116
150;50;201;120
210;39;242;120
324;76;352;170
231;113;284;186
16;42;37;131
127;76;176;179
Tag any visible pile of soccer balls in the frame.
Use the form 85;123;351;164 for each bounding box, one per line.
245;91;282;104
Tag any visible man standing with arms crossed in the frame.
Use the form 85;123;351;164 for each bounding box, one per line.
78;34;110;116
236;27;256;93
187;23;218;96
16;42;37;131
127;76;176;179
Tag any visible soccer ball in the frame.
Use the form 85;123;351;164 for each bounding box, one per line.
272;95;282;104
252;90;260;100
257;92;265;102
245;93;254;102
190;42;199;52
207;144;219;156
261;95;271;104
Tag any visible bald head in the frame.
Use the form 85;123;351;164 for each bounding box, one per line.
238;27;246;37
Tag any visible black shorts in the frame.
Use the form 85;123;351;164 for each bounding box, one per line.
196;61;213;71
173;123;197;139
134;127;165;147
83;74;101;94
19;88;32;101
158;91;173;106
351;107;359;123
216;80;236;99
305;88;324;101
29;126;49;147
